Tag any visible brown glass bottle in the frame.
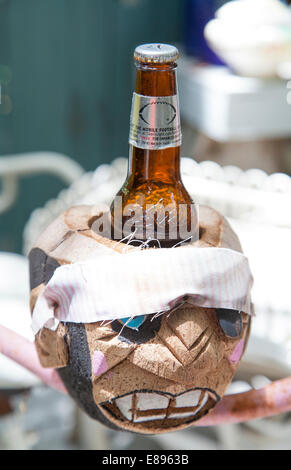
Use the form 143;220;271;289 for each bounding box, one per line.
110;44;197;247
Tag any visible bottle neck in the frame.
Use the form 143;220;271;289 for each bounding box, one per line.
129;62;182;185
135;62;177;96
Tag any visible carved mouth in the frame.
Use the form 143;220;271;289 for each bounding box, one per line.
100;388;219;430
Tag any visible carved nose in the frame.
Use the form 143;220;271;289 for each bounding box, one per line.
157;305;219;367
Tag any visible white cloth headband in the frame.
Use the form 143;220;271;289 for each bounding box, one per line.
31;246;253;334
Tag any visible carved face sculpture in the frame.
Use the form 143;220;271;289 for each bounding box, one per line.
29;205;251;434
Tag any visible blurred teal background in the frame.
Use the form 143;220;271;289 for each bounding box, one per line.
0;0;184;253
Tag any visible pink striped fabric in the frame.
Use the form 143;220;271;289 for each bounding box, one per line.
31;246;253;334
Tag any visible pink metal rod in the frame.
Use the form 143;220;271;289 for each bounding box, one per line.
1;324;291;424
196;376;291;426
0;325;66;394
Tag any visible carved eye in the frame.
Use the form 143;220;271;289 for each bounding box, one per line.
111;314;162;344
119;316;146;330
216;309;243;338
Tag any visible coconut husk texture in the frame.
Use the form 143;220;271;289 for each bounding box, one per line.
28;204;251;434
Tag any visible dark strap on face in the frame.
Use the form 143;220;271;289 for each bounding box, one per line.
29;247;60;290
57;323;120;430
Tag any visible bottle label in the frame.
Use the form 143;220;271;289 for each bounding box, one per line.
129;93;182;150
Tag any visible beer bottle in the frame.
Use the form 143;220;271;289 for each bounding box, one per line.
110;43;197;248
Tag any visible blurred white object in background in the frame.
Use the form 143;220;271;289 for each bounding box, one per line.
204;0;291;78
0;252;29;300
0;252;38;389
178;56;291;143
277;60;291;79
217;0;291;24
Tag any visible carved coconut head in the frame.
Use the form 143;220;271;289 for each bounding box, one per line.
29;205;252;434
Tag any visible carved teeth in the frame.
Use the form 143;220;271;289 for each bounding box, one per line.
169;391;208;420
115;392;169;422
175;390;201;408
134;393;169;422
199;392;209;409
168;411;197;419
114;390;209;424
136;392;169;411
134;413;166;423
115;395;132;421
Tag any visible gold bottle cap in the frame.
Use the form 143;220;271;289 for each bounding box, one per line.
134;43;179;64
